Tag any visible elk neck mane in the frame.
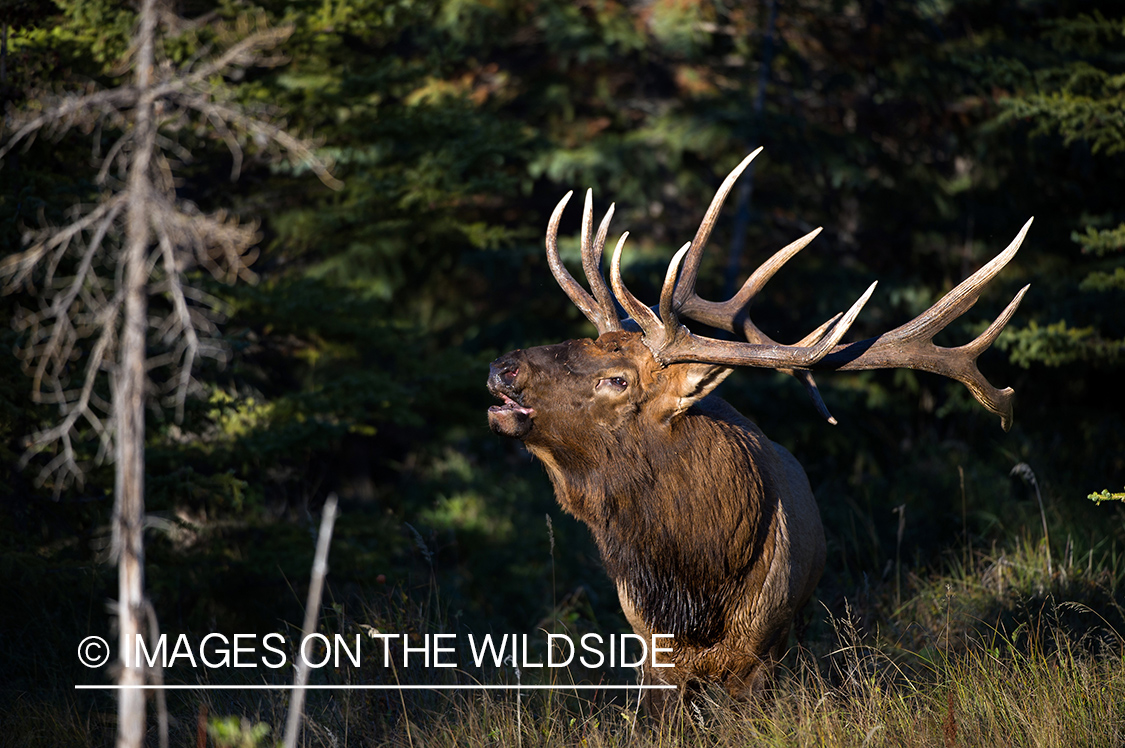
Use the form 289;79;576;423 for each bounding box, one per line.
528;396;781;646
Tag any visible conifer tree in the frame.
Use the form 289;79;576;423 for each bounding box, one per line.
987;11;1124;367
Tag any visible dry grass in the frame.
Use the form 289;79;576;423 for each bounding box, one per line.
173;543;1125;747
6;521;1123;747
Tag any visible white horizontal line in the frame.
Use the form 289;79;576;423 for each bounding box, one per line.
75;684;677;691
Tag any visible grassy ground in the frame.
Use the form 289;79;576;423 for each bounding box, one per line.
10;533;1122;748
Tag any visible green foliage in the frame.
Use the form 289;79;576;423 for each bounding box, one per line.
996;60;1125;155
999;319;1122;367
208;717;271;748
1073;222;1125;257
976;10;1125;372
1089;488;1125;504
993;12;1125;156
45;0;134;67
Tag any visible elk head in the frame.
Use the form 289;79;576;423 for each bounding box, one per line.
491;148;1031;452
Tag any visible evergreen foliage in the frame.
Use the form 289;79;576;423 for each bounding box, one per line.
978;8;1125;368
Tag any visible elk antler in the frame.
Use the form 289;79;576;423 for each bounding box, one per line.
609;152;1032;431
545;190;622;334
545;151;1031;430
609;235;878;372
810;220;1032;431
542;151;859;390
668;149;853;422
672;149;831;343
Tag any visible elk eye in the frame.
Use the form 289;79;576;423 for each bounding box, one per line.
597;376;628;391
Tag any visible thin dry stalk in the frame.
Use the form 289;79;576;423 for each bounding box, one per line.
942;688;958;747
1010;463;1052;576
283;494;339;748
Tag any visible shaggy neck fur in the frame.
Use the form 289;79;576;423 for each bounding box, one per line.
529;400;778;647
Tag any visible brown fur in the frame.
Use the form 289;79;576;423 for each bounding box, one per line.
488;331;825;714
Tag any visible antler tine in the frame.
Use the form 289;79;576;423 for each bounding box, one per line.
816;218;1034;431
584;194;622;332
964;284;1030;358
885;218;1033;345
545;190;623;335
790;313;844;425
680;227;824;334
793;370;837;424
545;192;596;319
954;284;1029;429
652;281;875;369
609;231;666;347
794;312;844;346
801;282;878;359
674;147;764;308
659;243;693;329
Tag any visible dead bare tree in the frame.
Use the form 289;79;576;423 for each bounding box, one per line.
0;3;339;747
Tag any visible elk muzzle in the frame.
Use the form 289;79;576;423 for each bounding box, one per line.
487;353;535;439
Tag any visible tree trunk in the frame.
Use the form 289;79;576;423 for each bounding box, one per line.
115;2;156;746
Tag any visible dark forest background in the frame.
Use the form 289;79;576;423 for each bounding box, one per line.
1;0;1122;744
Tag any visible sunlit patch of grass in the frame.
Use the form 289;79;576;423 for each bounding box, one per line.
328;537;1125;748
239;544;1125;747
274;626;1123;748
887;533;1125;662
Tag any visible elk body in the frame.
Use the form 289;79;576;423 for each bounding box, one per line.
487;150;1031;711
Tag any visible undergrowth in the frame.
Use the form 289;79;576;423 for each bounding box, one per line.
14;534;1121;748
5;469;1123;747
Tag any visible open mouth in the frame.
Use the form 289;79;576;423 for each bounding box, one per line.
488;393;535;417
487;391;535;439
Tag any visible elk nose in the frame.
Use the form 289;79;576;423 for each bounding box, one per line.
488;356;521;390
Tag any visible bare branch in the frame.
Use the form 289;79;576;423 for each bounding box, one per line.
175;94;343;190
0;88;137;160
44;197;125;335
177;25;293;88
207;111;243;180
155;221;200;421
152;199;260;283
97;131;135;185
21;299;120;493
2;195;126;290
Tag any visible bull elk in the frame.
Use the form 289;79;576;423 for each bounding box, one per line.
487;149;1031;712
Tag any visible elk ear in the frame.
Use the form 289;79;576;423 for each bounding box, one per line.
656;363;734;422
